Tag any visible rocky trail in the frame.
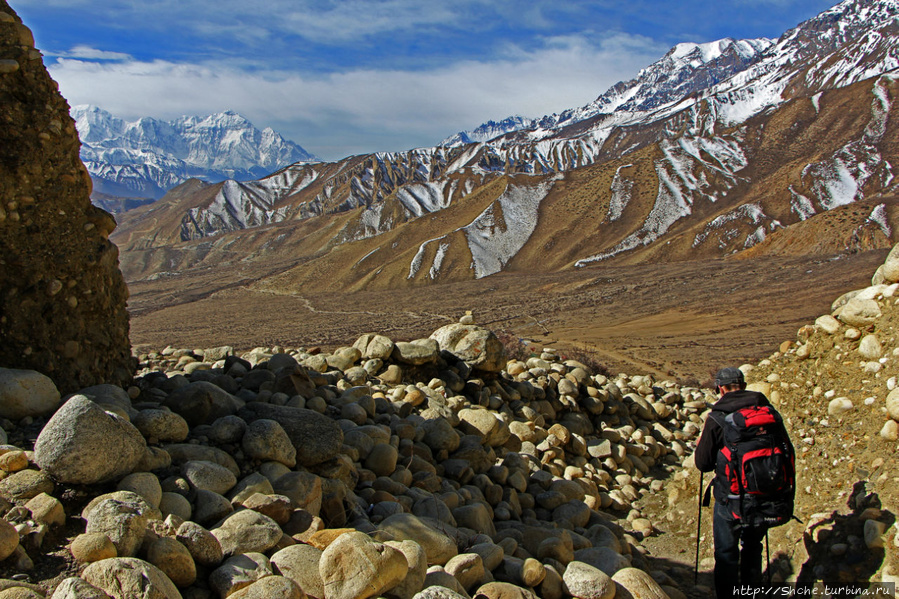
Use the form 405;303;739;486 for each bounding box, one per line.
3;247;899;598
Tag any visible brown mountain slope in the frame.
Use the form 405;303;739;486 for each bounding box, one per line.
112;75;899;296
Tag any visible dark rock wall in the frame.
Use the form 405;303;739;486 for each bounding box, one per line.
0;2;134;393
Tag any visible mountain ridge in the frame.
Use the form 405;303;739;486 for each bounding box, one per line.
112;0;899;294
73;105;319;202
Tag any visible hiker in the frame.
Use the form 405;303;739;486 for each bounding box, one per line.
695;366;795;598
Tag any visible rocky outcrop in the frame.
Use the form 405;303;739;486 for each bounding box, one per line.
0;1;133;393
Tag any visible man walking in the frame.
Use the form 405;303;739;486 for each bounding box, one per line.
694;367;777;598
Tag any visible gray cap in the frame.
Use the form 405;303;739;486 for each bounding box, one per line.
715;367;744;387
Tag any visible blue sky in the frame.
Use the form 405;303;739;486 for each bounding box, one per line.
12;0;836;161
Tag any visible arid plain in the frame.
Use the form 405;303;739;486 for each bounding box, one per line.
126;250;888;383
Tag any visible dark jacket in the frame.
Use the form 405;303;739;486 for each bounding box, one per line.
694;389;772;503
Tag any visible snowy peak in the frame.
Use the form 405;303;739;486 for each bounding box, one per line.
588;36;774;114
440;116;537;146
442;36;774;146
73;105;319;201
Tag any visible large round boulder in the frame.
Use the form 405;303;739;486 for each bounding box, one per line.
33;395;147;484
82;557;181;599
0;368;60;420
319;531;408;599
430;324;505;372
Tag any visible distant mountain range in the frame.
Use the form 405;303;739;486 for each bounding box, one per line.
112;0;899;293
72;106;318;203
441;37;775;146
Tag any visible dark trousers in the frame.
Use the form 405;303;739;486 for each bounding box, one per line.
713;502;766;598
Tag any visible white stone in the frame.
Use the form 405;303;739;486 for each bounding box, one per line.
827;398;853;416
815;315;841;334
0;368;61;420
859;335;883;360
886;388;899;421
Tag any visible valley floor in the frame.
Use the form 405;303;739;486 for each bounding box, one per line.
126;250;888;383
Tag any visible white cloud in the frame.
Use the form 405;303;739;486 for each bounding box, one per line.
49;32;666;160
50;45;133;61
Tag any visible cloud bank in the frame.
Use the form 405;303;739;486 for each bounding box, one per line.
49;32;666;160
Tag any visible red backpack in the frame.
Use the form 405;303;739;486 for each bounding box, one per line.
708;405;797;528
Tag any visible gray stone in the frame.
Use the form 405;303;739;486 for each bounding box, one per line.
858;334;883;360
163;444;240;477
176;520;224;568
239;403;343;466
413;586;469;599
815;315;841;334
116;472;163;509
453;503;496;538
203;346;234;362
159;492;192;521
229;576;305;599
78;384;133;411
444;553;485;592
146;536;197;587
0;368;60;420
272;471;323;516
209;553;273;598
83;491;161;558
34;395;147;485
385;539;428;599
209;415;247;444
572;547;630;576
0;469;54;502
0;519;17;561
881;243;899;282
163;381;243;426
379;513;458;565
82;557;182;599
132;409;189;443
365;443;399;477
242;419;297;467
421;418;460;453
212;509;283;556
193;489;234;526
271;543;325;599
182;460;237;495
393;339;440;366
563;560;615;599
49;577;111;599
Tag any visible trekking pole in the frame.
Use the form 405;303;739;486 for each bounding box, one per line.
695;471;704;585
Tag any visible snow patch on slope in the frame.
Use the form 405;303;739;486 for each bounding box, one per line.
691;203;781;249
575;134;749;265
867;203;892;239
463;180;557;279
607;165;635;222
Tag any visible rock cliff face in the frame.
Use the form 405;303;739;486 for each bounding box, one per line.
0;1;133;392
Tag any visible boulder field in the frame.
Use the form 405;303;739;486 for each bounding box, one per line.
4;250;899;597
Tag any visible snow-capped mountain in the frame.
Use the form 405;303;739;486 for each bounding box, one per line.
440;116;539;147
73;106;318;201
114;0;899;292
443;37;774;147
